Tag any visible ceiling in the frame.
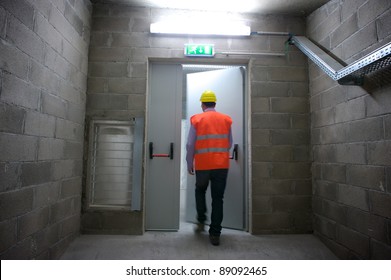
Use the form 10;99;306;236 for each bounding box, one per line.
91;0;330;15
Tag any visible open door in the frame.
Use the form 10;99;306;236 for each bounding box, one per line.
185;67;245;230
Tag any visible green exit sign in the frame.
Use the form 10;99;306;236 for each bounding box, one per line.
184;44;215;57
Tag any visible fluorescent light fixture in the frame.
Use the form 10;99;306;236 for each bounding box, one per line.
150;20;251;36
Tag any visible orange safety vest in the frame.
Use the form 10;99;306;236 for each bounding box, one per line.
191;111;232;170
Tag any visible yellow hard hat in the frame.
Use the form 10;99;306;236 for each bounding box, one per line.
200;90;217;102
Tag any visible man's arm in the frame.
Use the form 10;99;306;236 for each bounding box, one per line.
186;125;196;175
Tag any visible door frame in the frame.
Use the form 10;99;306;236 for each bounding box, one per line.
144;58;252;232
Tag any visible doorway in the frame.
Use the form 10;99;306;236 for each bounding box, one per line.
145;62;249;232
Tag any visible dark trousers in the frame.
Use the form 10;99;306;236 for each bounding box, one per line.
195;169;228;236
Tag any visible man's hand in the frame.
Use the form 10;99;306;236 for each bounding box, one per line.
188;168;194;175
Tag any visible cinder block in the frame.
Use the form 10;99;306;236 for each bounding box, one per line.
50;199;73;223
66;102;85;125
0;102;26;134
87;93;128;110
371;239;391;260
320;123;347;144
44;46;70;80
342;22;377;61
253;179;293;195
338;184;369;211
2;73;40;110
30;60;60;94
64;1;83;36
34;223;61;256
335;97;366;123
92;17;130;32
250;97;269;113
321;199;348;224
367;141;391;165
252;195;272;214
346;207;388;243
251;82;289;97
322;163;346;183
0;134;38;161
271;97;309;113
251;129;270;145
61;177;81;199
63;141;84;160
251;162;271;184
271;129;309;145
320;86;347;109
313;144;337;163
108;78;146;94
0;218;17;252
60;215;80;238
55;119;83;141
252;213;292;232
88;62;128;77
347;165;385;191
37;138;65;160
41;92;67;119
0;39;29;79
251;67;268;83
24;110;56;138
7;16;44;63
370;191;391;219
347;117;384;142
312;107;335;128
337;224;370;258
0;188;33;220
377;9;391;40
269;67;307;82
272;195;312;212
341;0;366;21
0;6;6;39
33;182;60;208
252;113;290;129
358;0;391;28
0;0;34;29
17;207;49;240
21;162;52;189
314;181;338;200
385;115;391;140
292;115;309;129
335;143;366;164
313;215;337;240
330;14;358;48
0;162;20;192
252;145;293;162
366;89;391;117
271;162;311;179
89;47;130;62
34;12;63;53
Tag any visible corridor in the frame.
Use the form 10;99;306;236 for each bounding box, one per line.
60;222;337;260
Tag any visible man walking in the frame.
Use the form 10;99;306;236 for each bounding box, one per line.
186;90;233;246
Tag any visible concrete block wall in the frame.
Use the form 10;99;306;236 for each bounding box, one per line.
307;0;391;259
0;0;91;259
85;3;311;235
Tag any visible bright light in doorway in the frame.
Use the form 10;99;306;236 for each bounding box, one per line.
150;20;250;36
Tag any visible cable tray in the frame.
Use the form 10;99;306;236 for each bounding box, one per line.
289;35;391;86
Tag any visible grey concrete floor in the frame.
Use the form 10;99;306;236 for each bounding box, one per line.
60;222;337;260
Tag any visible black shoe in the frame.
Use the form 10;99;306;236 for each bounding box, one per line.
195;223;205;233
209;235;220;246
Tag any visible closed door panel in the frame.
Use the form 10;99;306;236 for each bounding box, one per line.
145;64;182;230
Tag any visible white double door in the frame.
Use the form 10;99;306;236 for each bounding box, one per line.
146;63;245;231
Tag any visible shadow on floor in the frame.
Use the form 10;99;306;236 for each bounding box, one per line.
60;223;337;260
